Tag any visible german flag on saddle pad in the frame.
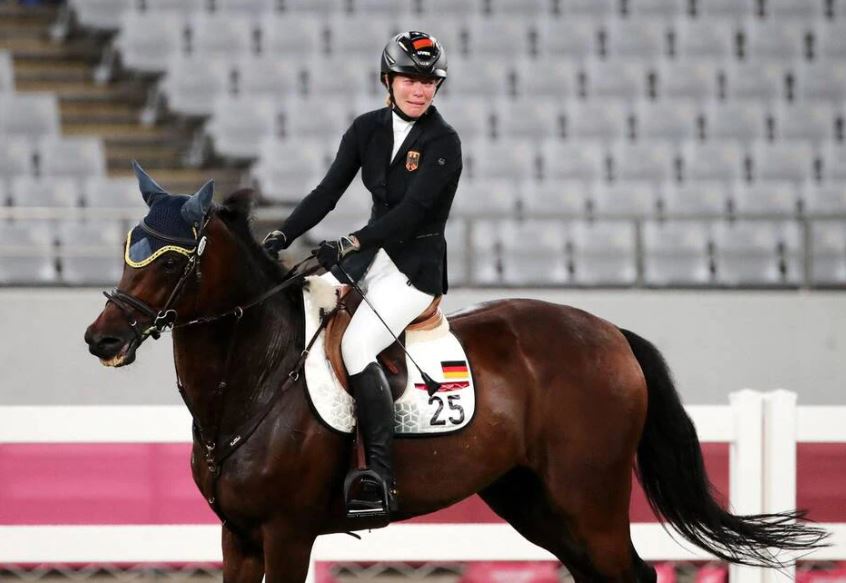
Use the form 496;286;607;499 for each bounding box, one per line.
414;360;471;392
441;360;469;380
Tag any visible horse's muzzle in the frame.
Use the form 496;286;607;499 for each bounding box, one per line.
84;325;138;367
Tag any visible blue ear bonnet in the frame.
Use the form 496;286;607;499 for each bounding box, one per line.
126;161;214;267
127;196;198;265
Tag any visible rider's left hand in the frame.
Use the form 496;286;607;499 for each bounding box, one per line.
315;235;359;269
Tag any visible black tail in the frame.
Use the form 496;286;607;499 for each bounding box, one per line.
620;328;828;567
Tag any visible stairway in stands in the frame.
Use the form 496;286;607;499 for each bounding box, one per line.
0;0;245;196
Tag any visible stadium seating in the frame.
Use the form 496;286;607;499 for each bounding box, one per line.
207;95;280;159
83;176;146;210
540;141;606;182
564;99;629;144
642;220;712;285
661;181;731;217
469;219;501;284
805;183;846;215
627;0;686;19
0;51;14;94
70;0;134;31
57;220;125;285
534;17;599;60
14;0;846;289
671;19;736;60
116;12;186;73
235;57;301;98
188;13;255;58
603;17;670;60
0;92;60;142
568;220;638;285
592;180;659;217
0;139;35;185
161;56;233;117
810;221;846;284
499;219;569;285
10;176;81;208
494;97;563;140
38;137;107;184
453;179;521;216
655;59;720;101
0;220;57;284
712;220;802;285
258;15;324;57
521;179;591;216
732;180;800;216
702;100;767;144
250;137;330;203
794;61;846;103
634;99;699;144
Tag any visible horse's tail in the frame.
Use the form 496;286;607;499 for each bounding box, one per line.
620;328;828;567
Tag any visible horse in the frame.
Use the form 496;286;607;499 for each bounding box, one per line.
84;168;826;583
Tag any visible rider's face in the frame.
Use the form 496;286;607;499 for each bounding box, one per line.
391;75;437;118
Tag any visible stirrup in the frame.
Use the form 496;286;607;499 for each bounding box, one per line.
343;468;396;519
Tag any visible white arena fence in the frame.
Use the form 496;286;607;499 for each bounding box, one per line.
0;390;843;583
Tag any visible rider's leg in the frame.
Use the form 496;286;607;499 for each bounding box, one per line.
341;251;434;513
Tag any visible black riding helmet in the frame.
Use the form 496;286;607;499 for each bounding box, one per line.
381;31;448;90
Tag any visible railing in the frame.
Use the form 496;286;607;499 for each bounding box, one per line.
0;391;843;583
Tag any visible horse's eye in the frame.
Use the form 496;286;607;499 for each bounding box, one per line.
163;256;178;271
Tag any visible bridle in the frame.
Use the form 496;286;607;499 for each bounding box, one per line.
103;215;212;344
103;214;316;346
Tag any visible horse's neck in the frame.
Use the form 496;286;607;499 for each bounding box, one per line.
173;288;303;439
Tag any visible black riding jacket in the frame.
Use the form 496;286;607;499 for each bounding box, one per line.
279;105;462;296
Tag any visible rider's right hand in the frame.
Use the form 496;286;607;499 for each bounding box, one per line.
262;230;290;259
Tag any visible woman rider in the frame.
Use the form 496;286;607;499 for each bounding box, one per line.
262;31;462;518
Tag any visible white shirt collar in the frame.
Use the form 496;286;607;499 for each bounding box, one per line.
391;110;416;161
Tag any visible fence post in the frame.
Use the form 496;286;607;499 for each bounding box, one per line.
763;390;798;583
729;389;765;583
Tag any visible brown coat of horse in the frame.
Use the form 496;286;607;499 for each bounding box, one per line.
85;191;825;583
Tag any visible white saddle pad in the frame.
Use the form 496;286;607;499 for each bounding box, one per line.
302;276;476;436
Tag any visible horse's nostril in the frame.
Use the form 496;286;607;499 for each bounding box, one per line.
90;336;125;358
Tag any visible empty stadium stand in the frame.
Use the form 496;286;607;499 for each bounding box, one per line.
0;0;844;289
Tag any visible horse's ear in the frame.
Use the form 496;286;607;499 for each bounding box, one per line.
181;179;214;226
132;160;169;207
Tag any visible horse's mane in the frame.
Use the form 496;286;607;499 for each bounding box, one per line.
216;189;295;286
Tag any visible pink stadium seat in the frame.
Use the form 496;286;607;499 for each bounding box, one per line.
695;564;728;582
797;568;846;582
313;562;338;583
655;562;677;582
459;561;559;583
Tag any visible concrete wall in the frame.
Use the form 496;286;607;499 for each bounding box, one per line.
2;288;844;405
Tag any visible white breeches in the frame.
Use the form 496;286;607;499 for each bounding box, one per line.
319;249;435;375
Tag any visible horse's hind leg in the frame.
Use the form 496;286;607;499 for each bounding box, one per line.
480;468;655;582
222;526;265;583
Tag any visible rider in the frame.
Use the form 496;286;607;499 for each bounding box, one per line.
263;31;462;518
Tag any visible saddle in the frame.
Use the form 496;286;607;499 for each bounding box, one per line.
322;286;444;400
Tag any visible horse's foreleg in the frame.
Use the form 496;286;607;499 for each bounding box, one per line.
222;525;265;583
262;523;316;583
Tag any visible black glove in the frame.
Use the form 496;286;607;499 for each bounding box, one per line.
262;230;290;259
315;236;358;270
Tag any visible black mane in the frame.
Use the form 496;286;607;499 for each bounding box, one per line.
216;189;292;285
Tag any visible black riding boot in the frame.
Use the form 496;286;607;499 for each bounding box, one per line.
346;361;398;517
